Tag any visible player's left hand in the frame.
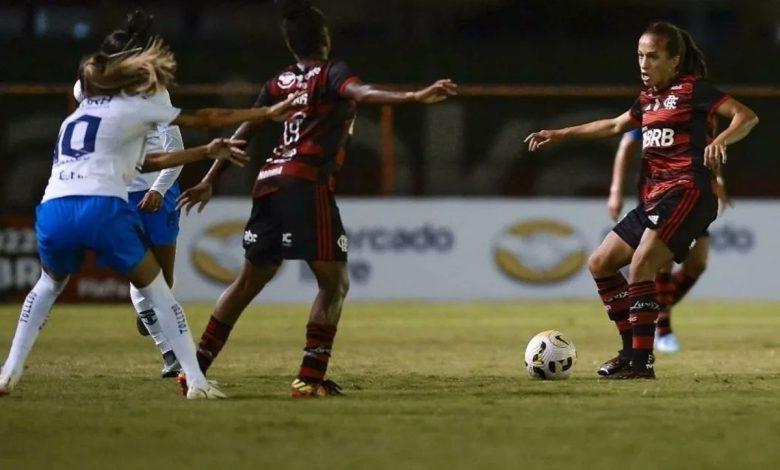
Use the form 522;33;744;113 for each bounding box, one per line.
704;140;727;173
138;190;163;213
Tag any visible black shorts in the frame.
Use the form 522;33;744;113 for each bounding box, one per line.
243;180;348;266
613;187;717;263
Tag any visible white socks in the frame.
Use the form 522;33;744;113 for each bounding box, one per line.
1;271;69;385
135;273;208;389
130;285;172;355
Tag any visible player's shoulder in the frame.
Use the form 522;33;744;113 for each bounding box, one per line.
671;75;703;94
144;88;172;105
328;58;351;68
267;64;300;93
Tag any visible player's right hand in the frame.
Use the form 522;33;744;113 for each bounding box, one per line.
715;175;733;215
607;192;623;221
413;79;458;104
177;181;214;215
524;130;559;151
206;138;248;167
268;91;306;122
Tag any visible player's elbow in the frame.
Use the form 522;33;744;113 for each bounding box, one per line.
140;161;161;172
140;154;165;172
746;111;759;129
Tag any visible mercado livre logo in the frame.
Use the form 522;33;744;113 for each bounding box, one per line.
190;221;247;284
492;219;587;284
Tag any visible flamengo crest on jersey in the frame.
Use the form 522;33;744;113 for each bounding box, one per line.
42;92;181;203
629;75;728;210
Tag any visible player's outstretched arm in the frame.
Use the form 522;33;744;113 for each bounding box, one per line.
173;92;303;128
175;120;259;215
342;79;458;105
607;133;639;220
703;98;759;173
525;111;637;152
142;138;247;172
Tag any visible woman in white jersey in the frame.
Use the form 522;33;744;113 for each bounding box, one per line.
91;10;186;378
0;38;299;399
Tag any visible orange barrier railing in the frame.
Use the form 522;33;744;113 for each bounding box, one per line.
2;83;778;194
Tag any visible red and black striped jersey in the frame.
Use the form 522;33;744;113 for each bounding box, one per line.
629;75;729;210
252;60;360;197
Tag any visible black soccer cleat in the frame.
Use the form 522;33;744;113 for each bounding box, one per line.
161;351;181;379
597;351;631;376
600;367;656;380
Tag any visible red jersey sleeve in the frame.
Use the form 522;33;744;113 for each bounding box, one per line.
692;80;730;114
629;97;643;124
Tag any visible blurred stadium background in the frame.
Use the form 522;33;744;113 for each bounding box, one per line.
2;2;780;469
1;0;778;304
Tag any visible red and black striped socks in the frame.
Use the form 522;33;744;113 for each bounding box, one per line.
297;322;337;384
629;281;660;371
655;272;674;336
672;270;698;305
196;315;234;373
595;274;632;353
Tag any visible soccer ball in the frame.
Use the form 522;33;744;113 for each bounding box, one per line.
524;330;577;380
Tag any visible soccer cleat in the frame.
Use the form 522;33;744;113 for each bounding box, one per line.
597;351;632;376
655;333;681;353
0;368;22;397
161;351;181;379
600;367;656;380
290;378;344;398
601;354;656;380
177;373;220;397
186;382;227;399
177;372;188;396
136;316;150;337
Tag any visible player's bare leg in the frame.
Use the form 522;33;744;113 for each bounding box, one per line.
194;259;279;373
656;236;709;352
675;236;708;302
291;260;349;398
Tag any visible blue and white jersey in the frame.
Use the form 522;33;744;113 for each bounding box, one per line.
42;89;181;203
73;81;184;196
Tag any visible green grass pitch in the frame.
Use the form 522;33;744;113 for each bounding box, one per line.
1;300;779;469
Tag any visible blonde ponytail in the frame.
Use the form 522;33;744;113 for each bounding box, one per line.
80;38;176;98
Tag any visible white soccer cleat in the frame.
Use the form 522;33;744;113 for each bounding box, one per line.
0;368;22;397
186;382;227;400
655;333;681;353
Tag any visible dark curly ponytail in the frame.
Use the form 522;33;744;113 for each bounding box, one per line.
101;9;155;55
275;0;329;59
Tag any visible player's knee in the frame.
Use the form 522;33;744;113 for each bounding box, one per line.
39;270;70;296
163;272;174;289
588;251;612;277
